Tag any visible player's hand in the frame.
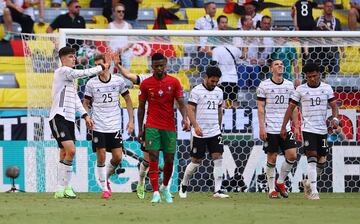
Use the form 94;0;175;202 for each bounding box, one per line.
182;119;190;132
194;125;203;137
126;122;134;135
113;51;120;65
138;130;145;144
280;127;287;140
331;117;340;129
294;78;301;88
259;127;267;141
85;117;94;130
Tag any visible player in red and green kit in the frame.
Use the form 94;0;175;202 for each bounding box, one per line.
138;53;189;203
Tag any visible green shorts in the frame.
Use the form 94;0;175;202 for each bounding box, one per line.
145;128;177;154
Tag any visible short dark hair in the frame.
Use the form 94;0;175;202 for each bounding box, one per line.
204;1;215;9
94;54;105;63
217;15;228;24
303;62;320;74
67;0;79;7
151;53;166;62
240;15;251;26
206;66;222;78
59;46;76;58
261;15;272;22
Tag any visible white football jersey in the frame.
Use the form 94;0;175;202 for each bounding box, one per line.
257;78;294;134
85;75;128;133
49;65;103;122
291;82;335;135
188;84;223;138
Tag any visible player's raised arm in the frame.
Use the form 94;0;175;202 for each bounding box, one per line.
122;92;134;134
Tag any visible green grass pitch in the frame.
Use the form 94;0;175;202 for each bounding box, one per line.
0;193;359;224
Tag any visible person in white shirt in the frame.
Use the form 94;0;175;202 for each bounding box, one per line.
179;66;229;199
49;46;108;199
108;3;133;71
280;62;339;200
236;1;262;30
257;59;299;199
83;53;134;199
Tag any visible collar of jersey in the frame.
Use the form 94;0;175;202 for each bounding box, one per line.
98;74;111;83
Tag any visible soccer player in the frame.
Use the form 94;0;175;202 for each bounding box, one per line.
292;0;323;31
116;59;150;200
280;62;339;200
49;46;108;199
179;66;229;199
83;54;134;199
257;59;299;199
138;53;189;203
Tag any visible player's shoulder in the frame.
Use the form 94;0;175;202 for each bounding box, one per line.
166;74;181;83
214;86;222;93
320;82;333;90
283;79;294;87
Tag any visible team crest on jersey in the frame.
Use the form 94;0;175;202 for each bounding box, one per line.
93;137;98;143
148;140;152;145
193;147;197;153
167;86;172;91
60;132;65;138
97;89;100;92
158;90;163;96
304;140;309;147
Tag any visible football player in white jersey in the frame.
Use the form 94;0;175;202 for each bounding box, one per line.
49;47;108;199
83;54;134;199
281;62;339;200
178;66;229;199
257;60;299;199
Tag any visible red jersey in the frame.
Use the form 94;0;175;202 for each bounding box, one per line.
139;74;184;131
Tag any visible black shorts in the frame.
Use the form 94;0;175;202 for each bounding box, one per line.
302;131;329;156
190;134;224;159
263;131;297;153
219;82;238;101
49;115;75;148
92;130;123;152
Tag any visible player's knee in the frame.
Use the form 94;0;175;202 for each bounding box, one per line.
110;158;120;167
191;157;202;164
62;159;73;166
267;153;277;164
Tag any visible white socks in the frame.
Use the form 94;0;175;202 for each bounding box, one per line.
139;161;149;186
181;162;200;186
213;158;223;192
307;157;318;194
277;159;295;184
97;164;108;191
266;162;276;192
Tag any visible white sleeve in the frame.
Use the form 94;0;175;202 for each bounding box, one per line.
61;65;103;81
327;85;335;101
84;80;92;98
256;82;266;99
119;78;129;95
194;18;202;30
188;88;200;104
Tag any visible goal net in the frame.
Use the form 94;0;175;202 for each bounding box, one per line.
21;29;360;193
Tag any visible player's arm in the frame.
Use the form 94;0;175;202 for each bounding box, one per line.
137;99;146;142
75;94;93;129
187;102;202;136
63;64;108;81
177;97;190;131
116;64;139;84
292;59;301;88
218;104;222;129
280;101;297;140
291;4;299;30
329;98;339;129
256;98;267;141
122;91;134;134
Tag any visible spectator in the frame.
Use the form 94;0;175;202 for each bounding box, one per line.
348;0;360;31
235;15;261;91
46;0;85;51
108;3;133;86
308;0;343;79
292;0;322;31
103;0;143;27
237;0;262;30
177;0;203;8
212;15;241;108
192;1;217;75
257;15;274;82
269;37;299;84
0;0;13;41
6;0;38;33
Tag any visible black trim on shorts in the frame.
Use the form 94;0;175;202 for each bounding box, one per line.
302;131;329;156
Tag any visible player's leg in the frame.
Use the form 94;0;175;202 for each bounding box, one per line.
317;156;326;179
276;132;297;198
179;135;205;198
137;143;149;199
145;128;161;203
263;134;280;198
106;131;124;195
209;134;228;198
303;132;320;200
96;148;110;199
49;115;76;199
159;130;177;203
314;134;329;196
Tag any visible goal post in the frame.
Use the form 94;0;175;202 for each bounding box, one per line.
20;29;360;193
